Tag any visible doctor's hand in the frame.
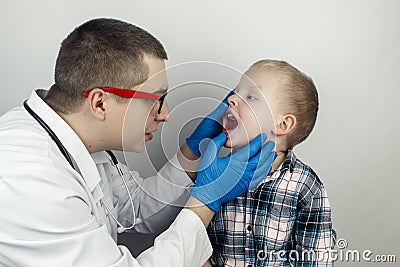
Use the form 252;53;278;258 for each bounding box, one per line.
185;90;234;157
190;133;276;213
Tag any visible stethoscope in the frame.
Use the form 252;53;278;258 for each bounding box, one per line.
23;100;136;234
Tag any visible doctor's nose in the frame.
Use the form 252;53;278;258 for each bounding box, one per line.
155;101;170;122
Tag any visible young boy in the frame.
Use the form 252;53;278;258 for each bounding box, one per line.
206;60;336;266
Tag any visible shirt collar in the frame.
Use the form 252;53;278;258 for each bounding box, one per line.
26;89;102;194
261;150;296;183
278;150;296;173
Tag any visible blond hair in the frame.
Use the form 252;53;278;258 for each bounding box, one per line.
250;59;319;148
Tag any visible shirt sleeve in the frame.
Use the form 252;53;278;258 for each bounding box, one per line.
295;183;336;267
111;154;194;234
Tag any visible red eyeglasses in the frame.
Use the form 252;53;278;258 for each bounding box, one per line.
82;87;167;114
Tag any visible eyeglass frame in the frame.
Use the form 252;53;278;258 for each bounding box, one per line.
82;87;167;114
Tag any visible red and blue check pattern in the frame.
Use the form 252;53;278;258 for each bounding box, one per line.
207;151;336;267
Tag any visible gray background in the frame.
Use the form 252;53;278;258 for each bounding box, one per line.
1;0;399;265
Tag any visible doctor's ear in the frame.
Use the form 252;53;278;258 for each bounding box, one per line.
274;114;296;136
85;88;107;121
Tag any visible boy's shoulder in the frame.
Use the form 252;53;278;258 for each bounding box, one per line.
267;150;326;199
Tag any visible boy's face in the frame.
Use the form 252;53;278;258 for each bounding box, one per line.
223;68;278;150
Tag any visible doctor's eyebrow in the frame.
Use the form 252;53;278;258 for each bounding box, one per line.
153;87;168;95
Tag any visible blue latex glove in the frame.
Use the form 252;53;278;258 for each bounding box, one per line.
186;90;235;157
190;133;276;212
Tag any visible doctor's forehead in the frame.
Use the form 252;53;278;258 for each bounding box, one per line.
139;68;168;94
141;55;168;88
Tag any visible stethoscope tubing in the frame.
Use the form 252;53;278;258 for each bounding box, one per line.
23;100;136;232
23;100;74;168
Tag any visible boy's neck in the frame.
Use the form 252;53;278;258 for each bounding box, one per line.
271;151;288;172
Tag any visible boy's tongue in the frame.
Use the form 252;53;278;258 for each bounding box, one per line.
224;112;238;133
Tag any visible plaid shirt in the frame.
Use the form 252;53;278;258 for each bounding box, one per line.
207;151;336;267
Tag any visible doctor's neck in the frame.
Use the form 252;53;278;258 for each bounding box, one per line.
51;106;118;154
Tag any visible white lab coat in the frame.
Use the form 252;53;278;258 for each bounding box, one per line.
0;90;212;267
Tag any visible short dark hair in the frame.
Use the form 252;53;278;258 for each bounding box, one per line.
45;18;168;114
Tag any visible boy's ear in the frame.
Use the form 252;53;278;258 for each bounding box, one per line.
274;114;296;136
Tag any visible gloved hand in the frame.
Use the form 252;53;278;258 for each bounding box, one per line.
190;133;276;213
186;90;235;157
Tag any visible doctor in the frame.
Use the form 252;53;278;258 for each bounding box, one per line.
0;18;276;266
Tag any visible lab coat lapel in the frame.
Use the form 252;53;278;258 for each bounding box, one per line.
26;90;104;203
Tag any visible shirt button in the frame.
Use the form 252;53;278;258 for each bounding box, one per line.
247;225;252;232
258;250;266;258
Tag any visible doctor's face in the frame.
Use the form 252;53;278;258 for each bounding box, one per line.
121;56;170;152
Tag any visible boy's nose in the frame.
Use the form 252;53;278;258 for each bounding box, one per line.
228;93;240;107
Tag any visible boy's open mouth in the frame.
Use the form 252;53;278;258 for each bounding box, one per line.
223;109;239;135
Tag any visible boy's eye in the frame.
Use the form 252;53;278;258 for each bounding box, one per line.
246;95;257;100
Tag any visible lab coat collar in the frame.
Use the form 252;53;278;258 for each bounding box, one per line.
91;151;112;165
26;89;103;198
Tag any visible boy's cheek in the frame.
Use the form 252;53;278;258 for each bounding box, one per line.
235;125;260;148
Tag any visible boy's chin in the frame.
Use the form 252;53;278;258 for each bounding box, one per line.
223;138;232;148
224;137;247;151
223;135;234;148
